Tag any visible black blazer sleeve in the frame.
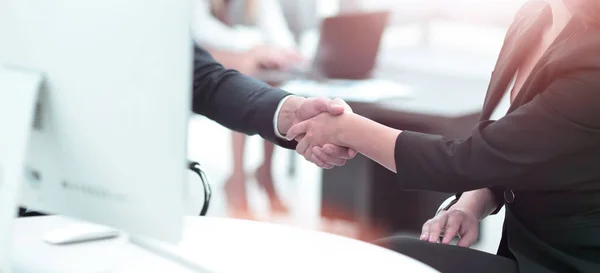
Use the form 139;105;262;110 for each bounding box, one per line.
191;45;296;149
393;70;600;193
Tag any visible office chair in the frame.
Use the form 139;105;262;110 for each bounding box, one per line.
188;161;211;216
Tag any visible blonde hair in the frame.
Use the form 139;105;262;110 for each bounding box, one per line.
210;0;257;24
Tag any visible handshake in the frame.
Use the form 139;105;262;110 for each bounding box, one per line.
277;96;358;169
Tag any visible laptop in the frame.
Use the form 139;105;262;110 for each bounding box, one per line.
255;10;391;82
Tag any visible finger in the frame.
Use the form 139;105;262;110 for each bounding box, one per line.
332;98;353;113
348;148;357;158
421;220;432;241
457;227;479;248
327;98;349;116
311;154;333;169
322;144;357;160
303;145;314;162
271;56;290;70
442;214;462;244
287;121;309;141
313;147;346;166
427;214;448;243
260;60;278;69
322;144;353;160
295;136;310;156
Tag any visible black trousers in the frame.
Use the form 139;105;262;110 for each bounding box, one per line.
374;236;518;273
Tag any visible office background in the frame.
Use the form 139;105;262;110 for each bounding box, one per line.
187;0;528;254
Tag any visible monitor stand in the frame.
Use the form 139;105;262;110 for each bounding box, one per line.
29;223;215;272
0;67;43;273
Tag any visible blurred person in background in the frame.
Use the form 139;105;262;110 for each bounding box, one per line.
192;0;303;217
286;0;600;272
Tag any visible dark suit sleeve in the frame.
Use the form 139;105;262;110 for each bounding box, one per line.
394;70;600;193
191;45;296;149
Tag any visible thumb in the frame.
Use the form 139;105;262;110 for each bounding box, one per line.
457;228;478;248
348;148;357;158
328;98;350;116
286;120;309;141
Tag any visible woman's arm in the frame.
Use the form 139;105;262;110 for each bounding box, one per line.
337;113;401;172
288;70;600;192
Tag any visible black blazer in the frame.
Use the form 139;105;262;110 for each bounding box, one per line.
192;46;295;149
393;3;600;272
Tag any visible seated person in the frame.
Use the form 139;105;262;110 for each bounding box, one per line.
286;1;600;272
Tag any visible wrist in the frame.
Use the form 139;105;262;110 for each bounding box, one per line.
452;189;497;221
337;113;360;147
447;204;481;221
277;95;304;136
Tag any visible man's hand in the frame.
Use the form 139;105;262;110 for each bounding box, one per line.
286;112;351;168
277;96;356;168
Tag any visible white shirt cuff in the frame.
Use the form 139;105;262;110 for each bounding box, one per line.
273;95;293;139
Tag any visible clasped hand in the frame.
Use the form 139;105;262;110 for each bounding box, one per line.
283;98;353;169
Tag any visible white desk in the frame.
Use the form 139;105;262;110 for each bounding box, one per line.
11;216;439;273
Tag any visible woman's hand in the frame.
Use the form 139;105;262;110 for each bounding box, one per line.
286;112;353;168
421;207;480;247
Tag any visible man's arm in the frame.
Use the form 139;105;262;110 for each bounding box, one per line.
192;45;356;166
192;45;295;148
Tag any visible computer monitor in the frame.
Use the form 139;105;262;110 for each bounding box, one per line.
254;10;390;83
0;68;44;273
0;1;193;271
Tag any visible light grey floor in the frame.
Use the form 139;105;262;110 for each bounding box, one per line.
185;115;504;254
